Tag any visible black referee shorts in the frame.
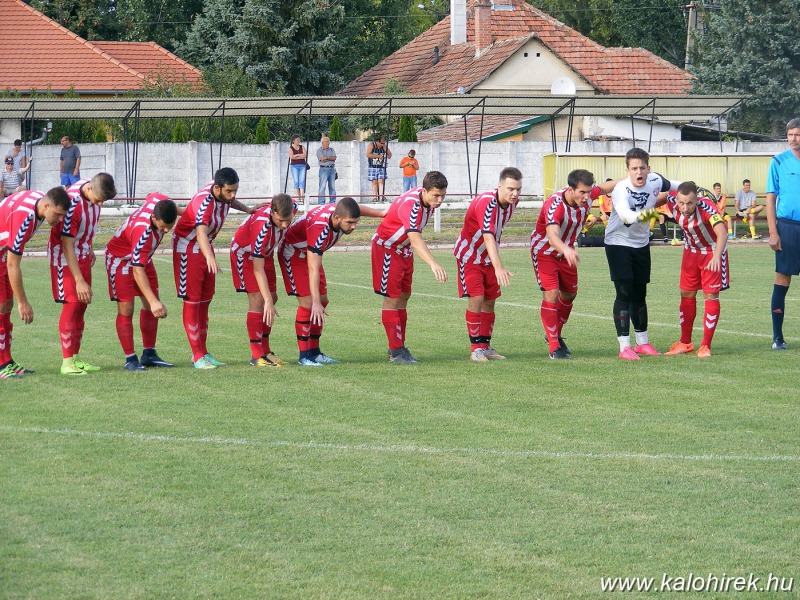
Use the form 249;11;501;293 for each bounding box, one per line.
605;244;651;284
776;218;800;276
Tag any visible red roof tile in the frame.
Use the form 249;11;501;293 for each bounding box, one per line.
0;0;202;94
417;115;537;142
339;0;690;97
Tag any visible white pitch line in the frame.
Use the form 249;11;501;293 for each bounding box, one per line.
2;426;797;463
328;282;777;339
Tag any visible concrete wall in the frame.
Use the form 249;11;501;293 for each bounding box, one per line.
24;139;788;203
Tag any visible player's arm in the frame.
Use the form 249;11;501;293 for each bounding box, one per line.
230;198;256;215
766;192;780;251
406;231;447;282
611;190;640;225
705;218;728;272
482;232;512;287
359;205;389;218
545;223;578;267
6;252;33;323
307;251;327;325
61;235;92;304
596;179;619;194
195;224;218;274
251;256;277;327
132;265;167;318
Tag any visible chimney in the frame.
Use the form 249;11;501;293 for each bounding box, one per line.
433;46;440;65
451;0;467;45
475;0;492;57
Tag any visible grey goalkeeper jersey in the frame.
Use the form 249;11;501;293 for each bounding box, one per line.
604;173;679;248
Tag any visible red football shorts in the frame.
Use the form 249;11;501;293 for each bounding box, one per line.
371;242;413;297
531;251;578;293
279;251;327;297
173;250;216;302
51;257;93;303
680;249;730;294
105;255;159;302
231;252;277;294
456;260;500;300
0;252;11;303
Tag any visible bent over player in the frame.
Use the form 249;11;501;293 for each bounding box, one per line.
372;171;448;364
663;182;729;358
231;193;295;367
48;173;117;375
105;193;178;370
0;187;70;379
454;167;521;362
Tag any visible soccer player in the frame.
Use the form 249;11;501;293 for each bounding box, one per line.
708;182;734;239
605;148;680;360
663;182;729;358
280;197;385;366
531;169;615;359
454;167;521;362
231;193;295;367
0;187;70;379
172;168;254;370
48;173;117;375
105;193;178;371
372;171;448;364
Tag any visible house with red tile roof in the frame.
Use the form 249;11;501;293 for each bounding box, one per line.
340;0;693;142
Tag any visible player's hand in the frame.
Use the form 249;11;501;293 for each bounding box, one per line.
18;301;33;324
494;266;513;287
769;232;782;252
263;301;278;328
705;257;721;273
150;300;168;319
89;248;97;267
206;255;219;274
310;301;327;326
430;262;448;283
562;246;580;268
637;208;658;223
76;280;92;304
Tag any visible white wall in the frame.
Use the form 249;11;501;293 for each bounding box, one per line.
25;139;787;202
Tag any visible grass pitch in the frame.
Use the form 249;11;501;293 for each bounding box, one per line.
1;244;798;598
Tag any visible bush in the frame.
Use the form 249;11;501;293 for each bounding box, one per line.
171;120;189;143
329;116;344;141
254;117;271;144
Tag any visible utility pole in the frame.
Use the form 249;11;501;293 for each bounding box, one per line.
685;1;699;71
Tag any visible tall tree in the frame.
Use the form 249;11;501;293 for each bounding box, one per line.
27;0;118;40
691;0;800;133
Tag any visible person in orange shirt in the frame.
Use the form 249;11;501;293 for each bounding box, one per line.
708;182;734;239
399;149;419;193
581;178;613;235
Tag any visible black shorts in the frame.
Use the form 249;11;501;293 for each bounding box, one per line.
776;218;800;276
605;244;651;284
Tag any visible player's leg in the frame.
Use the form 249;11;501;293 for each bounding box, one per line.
294;294;317;366
772;273;791;349
666;252;699;355
0;285;18;379
771;219;798;349
71;260;100;372
245;291;272;366
132;262;171;368
175;252;212;368
478;264;503;359
458;261;485;360
116;300;144;370
605;245;638;359
626;246;658;356
697;292;720;357
259;263;284;365
310;290;338;364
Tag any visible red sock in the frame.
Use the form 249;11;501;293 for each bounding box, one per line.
679;297;696;344
382;309;404;350
541;301;560;352
199;300;210;352
701;298;720;348
295;306;312;353
246;311;263;360
183;301;205;361
115;314;135;356
0;311;10;365
74;303;87;355
261;322;273;355
466;310;481;351
398;308;408;341
59;302;81;358
308;300;328;353
556;297;573;337
479;311;495;349
140;309;158;349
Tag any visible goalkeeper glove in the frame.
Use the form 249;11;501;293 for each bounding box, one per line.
637;208;658;222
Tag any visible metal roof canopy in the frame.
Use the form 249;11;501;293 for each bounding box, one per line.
1;94;744;197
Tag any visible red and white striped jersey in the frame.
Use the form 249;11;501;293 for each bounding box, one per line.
666;194;724;254
530;186;601;257
106;193;168;267
372;187;434;256
48;179;100;267
172;182;231;254
280;204;343;260
231;201;297;259
453;189;516;266
0;190;45;256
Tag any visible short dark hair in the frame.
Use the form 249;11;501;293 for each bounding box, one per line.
677;181;698;196
786;118;800;131
91;172;117;201
44;186;71;211
214;167;239;188
290;134;301;143
335;197;361;218
408;149;416;157
499;167;522;183
153;198;178;224
625;147;650;167
713;182;722;188
567;169;595;189
13;139;22;147
422;170;448;191
271;193;293;219
742;179;751;185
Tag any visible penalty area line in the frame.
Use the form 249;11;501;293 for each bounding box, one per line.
2;426;797;463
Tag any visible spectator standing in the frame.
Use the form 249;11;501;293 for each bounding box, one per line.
1;157;31;197
366;134;392;201
59;136;81;187
399;149;419;192
316;136;337;204
735;179;763;239
288;135;307;204
5;139;27;171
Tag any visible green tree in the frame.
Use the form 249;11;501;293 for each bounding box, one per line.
691;0;799;134
398;115;417;142
329;116;344;141
254;117;271;144
172;120;189;143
